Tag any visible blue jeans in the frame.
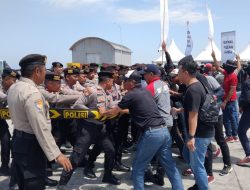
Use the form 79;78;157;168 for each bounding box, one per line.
223;101;239;137
238;107;250;157
183;137;211;190
132;127;184;190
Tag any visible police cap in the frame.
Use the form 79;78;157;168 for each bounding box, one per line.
52;62;63;68
45;71;62;81
90;63;99;67
19;54;47;67
79;69;89;74
64;68;80;76
98;71;114;79
2;68;20;79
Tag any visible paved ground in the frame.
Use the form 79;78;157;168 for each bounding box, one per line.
0;121;250;190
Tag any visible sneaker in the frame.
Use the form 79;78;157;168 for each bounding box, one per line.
236;156;250;166
208;175;215;184
233;136;239;142
219;165;233;176
225;136;234;143
213;148;221;159
182;168;193;176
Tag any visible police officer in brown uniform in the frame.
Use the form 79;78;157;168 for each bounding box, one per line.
0;68;20;176
83;66;130;178
39;71;81;187
57;71;120;190
7;54;72;190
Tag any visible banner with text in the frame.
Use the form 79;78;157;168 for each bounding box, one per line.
221;31;236;63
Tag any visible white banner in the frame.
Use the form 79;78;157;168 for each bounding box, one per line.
207;5;214;40
221;31;236;63
185;22;193;56
160;0;169;46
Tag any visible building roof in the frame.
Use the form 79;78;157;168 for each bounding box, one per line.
69;37;132;53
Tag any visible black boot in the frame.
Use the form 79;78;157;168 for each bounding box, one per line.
0;164;10;176
153;166;165;186
58;169;74;186
144;168;154;183
187;184;199;190
102;172;121;185
113;161;130;172
45;177;58;187
83;165;97;178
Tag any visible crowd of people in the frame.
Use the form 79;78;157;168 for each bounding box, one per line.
0;41;250;190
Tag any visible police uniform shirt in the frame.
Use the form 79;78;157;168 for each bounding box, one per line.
61;83;83;95
73;85;113;123
0;90;7;106
7;77;61;161
85;78;98;88
38;85;80;106
107;83;122;106
73;81;85;92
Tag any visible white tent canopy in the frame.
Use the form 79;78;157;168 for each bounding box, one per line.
195;40;221;62
240;42;250;61
154;40;185;64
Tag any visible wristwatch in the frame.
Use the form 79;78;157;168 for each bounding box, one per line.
188;134;195;140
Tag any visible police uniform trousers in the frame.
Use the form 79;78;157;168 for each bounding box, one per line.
11;130;46;190
0;119;11;167
55;119;77;148
87;114;130;166
58;120;115;185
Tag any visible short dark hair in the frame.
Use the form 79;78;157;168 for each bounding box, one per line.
178;55;197;76
21;65;44;78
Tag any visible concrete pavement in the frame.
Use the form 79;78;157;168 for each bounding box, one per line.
0;122;250;190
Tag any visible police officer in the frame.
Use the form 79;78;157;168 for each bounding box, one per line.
39;71;81;187
52;62;64;75
83;66;130;179
73;69;88;92
57;71;120;190
0;68;20;176
85;67;98;87
7;54;72;190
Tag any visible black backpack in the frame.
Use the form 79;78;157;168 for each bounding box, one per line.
198;81;220;123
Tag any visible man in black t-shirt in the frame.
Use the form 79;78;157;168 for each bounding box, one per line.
172;55;214;190
106;70;184;190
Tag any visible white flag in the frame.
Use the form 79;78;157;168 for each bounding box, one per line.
207;5;214;40
159;0;169;51
185;21;193;56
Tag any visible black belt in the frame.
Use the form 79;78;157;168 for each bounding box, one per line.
13;129;36;140
144;125;165;132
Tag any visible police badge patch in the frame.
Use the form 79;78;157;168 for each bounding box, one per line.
35;99;43;111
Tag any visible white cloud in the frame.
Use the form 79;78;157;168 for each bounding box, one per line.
43;0;115;8
115;0;207;24
42;0;207;24
117;7;160;23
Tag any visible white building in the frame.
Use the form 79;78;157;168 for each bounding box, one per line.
70;37;132;66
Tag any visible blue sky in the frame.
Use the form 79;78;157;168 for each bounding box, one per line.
0;0;250;68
